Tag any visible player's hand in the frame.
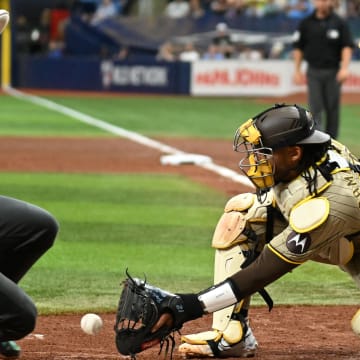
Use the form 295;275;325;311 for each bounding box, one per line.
293;71;305;85
336;68;349;83
151;312;174;333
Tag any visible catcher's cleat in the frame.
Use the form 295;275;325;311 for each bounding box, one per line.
0;341;21;358
179;321;258;358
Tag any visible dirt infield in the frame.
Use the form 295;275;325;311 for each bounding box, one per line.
2;136;360;359
17;306;360;360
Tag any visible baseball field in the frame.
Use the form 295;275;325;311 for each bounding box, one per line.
1;89;360;359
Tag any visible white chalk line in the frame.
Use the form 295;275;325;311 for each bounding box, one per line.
5;87;253;188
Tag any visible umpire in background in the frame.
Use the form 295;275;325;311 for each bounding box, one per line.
292;0;354;139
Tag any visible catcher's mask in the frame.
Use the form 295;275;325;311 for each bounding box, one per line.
233;104;330;192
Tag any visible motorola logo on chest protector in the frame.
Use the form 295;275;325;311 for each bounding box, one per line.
286;231;311;254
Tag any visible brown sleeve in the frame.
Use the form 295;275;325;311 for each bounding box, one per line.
229;245;299;300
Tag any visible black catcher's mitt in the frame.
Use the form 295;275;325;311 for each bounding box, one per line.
114;271;186;359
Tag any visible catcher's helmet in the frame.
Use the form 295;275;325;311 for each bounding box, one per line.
233;104;330;192
251;104;330;149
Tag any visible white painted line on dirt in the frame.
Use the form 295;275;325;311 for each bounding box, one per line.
5;87;254;188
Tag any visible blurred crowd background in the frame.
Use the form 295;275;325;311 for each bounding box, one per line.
12;0;360;62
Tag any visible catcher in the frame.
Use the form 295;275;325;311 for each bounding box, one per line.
177;190;287;358
115;104;360;358
114;192;286;359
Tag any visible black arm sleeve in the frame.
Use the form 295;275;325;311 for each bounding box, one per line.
228;245;299;300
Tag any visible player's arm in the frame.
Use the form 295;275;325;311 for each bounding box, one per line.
292;48;304;85
292;22;305;85
151;245;298;332
337;46;353;83
188;245;297;314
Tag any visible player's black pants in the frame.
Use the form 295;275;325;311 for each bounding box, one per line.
0;196;58;341
306;66;341;139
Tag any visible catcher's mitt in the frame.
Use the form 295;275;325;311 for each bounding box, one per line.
114;271;186;359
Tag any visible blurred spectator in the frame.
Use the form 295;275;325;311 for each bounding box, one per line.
210;0;243;16
202;44;225;60
210;0;228;15
212;22;234;58
156;42;177;61
268;40;285;58
263;0;284;17
346;0;360;18
50;7;71;42
211;0;247;18
243;0;266;17
333;0;347;17
15;15;31;54
238;45;264;60
164;0;190;19
285;0;313;19
91;0;118;25
29;8;51;54
137;0;155;17
113;45;130;61
189;0;205;18
179;42;200;61
71;0;99;20
47;40;65;58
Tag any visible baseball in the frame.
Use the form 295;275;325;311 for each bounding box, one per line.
80;313;103;335
0;10;9;34
351;309;360;335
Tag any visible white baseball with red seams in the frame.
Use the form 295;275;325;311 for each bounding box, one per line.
0;10;9;34
80;313;103;335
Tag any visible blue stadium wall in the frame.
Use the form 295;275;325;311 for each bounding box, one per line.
16;56;191;94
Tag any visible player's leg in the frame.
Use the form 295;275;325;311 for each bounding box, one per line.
179;245;258;358
0;273;37;340
340;235;360;286
322;69;341;139
178;192;275;358
307;67;325;131
0;272;37;357
0;195;58;283
0;195;58;357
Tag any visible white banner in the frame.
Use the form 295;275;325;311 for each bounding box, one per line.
191;60;360;96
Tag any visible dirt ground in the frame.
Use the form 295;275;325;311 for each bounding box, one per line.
15;306;360;360
2;89;360;359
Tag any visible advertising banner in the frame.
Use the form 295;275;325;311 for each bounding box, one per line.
191;60;360;96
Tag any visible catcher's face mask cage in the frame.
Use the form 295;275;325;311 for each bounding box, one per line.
233;118;275;191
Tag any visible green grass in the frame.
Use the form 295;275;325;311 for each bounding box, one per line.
0;93;359;313
339;104;360;154
261;261;360;305
42;95;263;139
2;173;225;313
0;95;105;136
2;172;358;314
1;93;360;147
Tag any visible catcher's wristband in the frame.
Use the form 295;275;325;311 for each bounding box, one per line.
197;280;238;313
